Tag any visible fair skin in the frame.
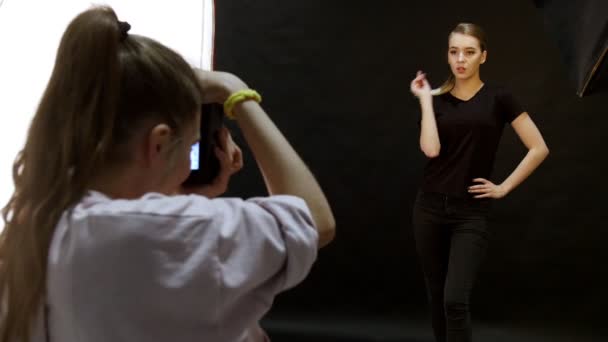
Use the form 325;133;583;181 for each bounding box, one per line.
195;70;336;247
93;70;335;247
410;32;549;199
180;124;244;198
91;114;243;200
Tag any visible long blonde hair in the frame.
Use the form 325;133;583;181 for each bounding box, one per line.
0;6;203;341
433;23;488;96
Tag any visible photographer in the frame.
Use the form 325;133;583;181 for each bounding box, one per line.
0;6;335;342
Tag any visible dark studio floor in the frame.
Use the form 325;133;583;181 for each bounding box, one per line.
261;314;606;342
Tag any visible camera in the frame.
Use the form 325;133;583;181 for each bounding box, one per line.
183;103;224;186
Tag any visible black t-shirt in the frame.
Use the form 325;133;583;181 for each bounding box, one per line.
419;84;524;197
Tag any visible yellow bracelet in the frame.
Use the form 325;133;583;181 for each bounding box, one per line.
223;89;262;120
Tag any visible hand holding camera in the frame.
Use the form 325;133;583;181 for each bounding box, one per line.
181;101;243;197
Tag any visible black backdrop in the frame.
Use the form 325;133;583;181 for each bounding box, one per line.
215;0;608;337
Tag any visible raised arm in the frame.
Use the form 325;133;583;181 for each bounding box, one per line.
411;71;441;158
196;70;336;247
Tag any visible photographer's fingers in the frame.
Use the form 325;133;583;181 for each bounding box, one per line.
215;126;229;151
231;143;244;172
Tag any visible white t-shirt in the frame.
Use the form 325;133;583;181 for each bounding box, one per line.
35;191;318;342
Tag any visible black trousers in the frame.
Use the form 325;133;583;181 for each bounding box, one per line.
412;191;491;342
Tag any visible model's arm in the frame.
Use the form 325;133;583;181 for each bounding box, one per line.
418;95;441;158
411;71;440;158
469;112;549;198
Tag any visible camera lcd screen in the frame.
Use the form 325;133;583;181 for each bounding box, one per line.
190;142;200;170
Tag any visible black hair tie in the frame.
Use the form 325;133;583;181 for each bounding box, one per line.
118;21;131;41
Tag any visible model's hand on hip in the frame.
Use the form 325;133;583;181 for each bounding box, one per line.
468;178;508;199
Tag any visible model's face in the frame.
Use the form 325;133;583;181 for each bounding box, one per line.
448;32;487;80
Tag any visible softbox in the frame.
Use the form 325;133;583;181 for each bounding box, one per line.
533;0;608;97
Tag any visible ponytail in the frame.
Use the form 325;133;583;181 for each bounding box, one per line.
431;73;455;96
2;7;134;342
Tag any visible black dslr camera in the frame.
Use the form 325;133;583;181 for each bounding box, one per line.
183;103;224;186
